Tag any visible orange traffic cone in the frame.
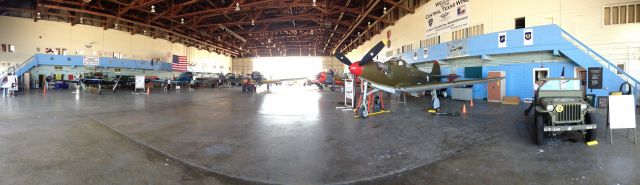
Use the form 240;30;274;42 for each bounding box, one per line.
470;99;474;107
462;104;467;114
43;86;46;94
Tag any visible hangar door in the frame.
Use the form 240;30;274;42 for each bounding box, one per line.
253;57;322;79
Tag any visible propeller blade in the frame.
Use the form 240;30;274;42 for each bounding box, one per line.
359;41;385;65
335;53;352;66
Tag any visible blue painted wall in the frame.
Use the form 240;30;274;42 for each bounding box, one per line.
441;62;577;100
398;24;637;100
32;54;172;71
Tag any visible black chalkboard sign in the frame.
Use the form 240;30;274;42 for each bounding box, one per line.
588;67;603;89
464;67;482;78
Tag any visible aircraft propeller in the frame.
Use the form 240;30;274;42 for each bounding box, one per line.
335;53;352;66
334;41;385;76
358;41;385;65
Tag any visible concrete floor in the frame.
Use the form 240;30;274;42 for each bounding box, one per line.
1;86;639;184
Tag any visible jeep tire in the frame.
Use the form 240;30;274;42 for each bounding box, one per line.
585;113;598;142
535;113;545;145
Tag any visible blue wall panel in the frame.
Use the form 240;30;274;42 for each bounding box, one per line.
30;54;173;71
441;61;579;100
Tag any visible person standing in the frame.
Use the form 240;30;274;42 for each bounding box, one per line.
524;80;543;116
7;73;17;96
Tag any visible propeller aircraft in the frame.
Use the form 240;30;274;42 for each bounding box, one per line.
335;41;504;118
241;71;307;93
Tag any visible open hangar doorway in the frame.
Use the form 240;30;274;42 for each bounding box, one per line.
252;56;323;81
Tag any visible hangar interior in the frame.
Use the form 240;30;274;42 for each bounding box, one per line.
1;0;640;184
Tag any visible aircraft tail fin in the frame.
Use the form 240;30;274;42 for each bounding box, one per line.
431;60;441;76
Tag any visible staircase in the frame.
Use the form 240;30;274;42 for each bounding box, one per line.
12;56;38;77
558;28;640;99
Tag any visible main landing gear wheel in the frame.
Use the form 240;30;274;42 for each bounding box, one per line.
359;105;369;119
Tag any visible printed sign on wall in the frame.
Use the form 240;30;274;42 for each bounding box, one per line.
523;29;533;46
588;67;603;89
498;32;507;48
83;56;99;66
447;39;468;57
423;48;429;59
425;0;471;38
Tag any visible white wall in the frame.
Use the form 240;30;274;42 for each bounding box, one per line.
346;0;640;76
231;56;344;75
0;16;232;74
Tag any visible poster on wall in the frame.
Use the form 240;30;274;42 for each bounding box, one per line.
425;0;471;38
523;29;533;46
83;56;99;66
423;48;429;59
498;32;507;48
447;40;468;58
587;67;603;89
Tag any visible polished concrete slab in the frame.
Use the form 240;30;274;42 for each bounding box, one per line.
1;86;639;184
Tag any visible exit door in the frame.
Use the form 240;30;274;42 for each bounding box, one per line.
487;71;506;102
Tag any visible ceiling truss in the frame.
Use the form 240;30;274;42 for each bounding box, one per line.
0;0;421;57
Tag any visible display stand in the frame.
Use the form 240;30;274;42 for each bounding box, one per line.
337;75;355;111
133;75;145;94
606;95;637;144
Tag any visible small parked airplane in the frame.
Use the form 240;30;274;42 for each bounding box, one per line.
313;70;361;91
151;72;194;89
62;72;138;95
335;41;504;118
240;71;307;92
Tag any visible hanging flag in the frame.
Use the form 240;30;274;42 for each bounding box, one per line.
561;65;565;78
498;32;507;48
172;55;188;72
523;29;533;46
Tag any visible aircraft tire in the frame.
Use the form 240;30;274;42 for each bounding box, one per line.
359;105;368;119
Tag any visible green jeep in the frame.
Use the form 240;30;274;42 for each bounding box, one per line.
533;78;597;145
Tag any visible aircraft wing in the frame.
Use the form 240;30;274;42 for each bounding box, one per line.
62;80;81;84
366;77;504;94
151;79;168;84
260;77;307;84
152;79;190;85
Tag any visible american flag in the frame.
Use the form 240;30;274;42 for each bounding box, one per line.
172;55;188;72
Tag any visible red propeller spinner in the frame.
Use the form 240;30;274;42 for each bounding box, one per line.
349;62;363;76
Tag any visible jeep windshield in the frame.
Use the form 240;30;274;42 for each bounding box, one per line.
539;79;581;91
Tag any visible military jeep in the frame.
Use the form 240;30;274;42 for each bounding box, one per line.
533;78;597;145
